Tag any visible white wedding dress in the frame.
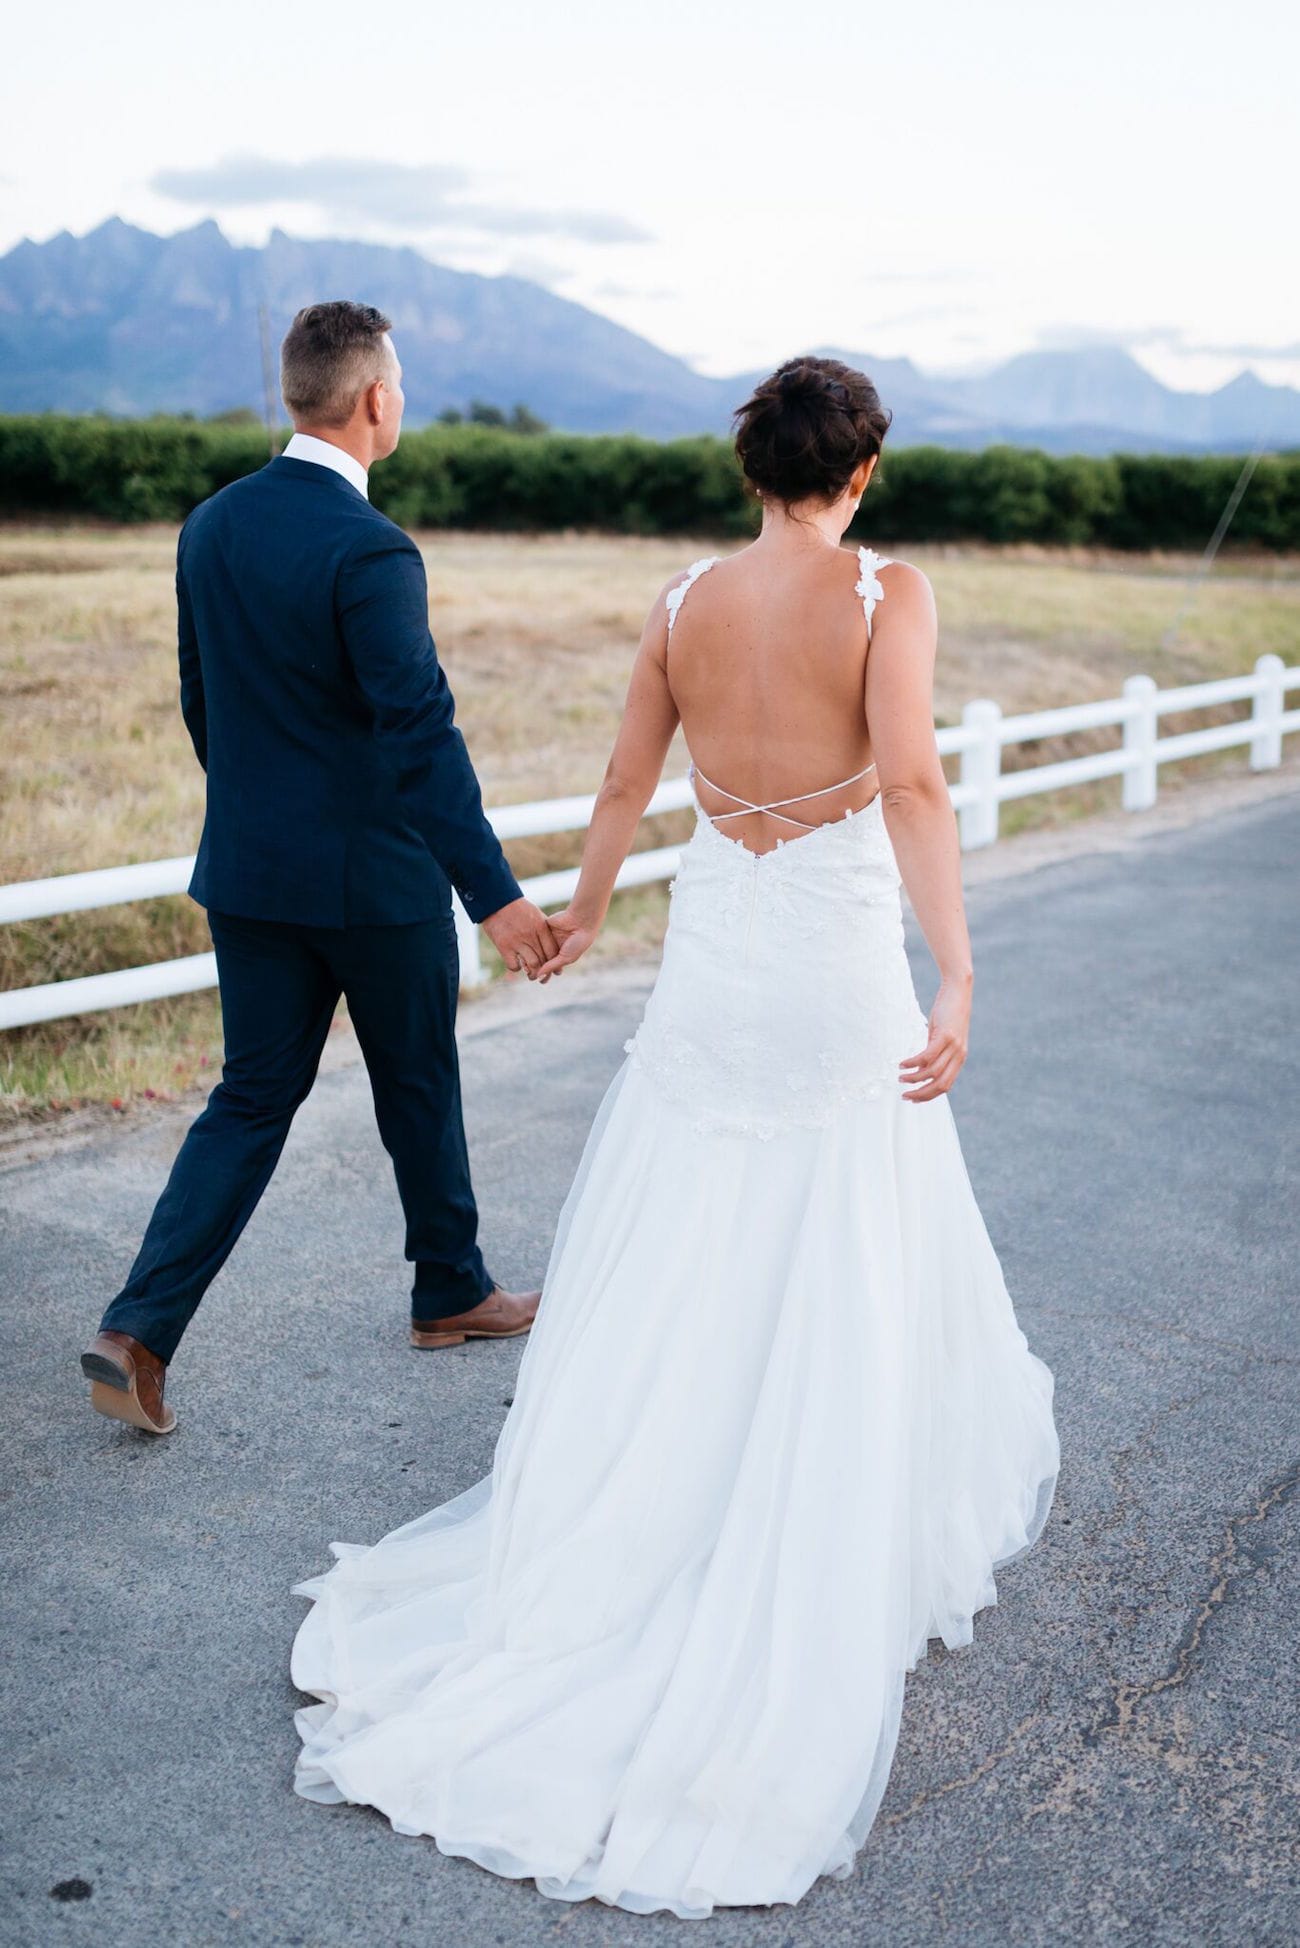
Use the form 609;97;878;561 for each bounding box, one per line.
290;549;1059;1918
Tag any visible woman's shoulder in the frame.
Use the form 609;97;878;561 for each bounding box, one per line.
861;554;937;642
860;549;934;606
854;543;924;580
656;552;726;627
664;551;725;590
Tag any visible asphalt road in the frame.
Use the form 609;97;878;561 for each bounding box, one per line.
2;790;1297;1948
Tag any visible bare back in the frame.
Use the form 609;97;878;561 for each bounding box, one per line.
664;542;894;855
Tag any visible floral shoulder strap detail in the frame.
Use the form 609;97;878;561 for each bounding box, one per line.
665;556;720;635
856;545;894;640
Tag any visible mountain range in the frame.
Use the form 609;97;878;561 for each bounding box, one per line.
2;218;1297;454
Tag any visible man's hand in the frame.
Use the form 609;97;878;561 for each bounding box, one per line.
537;908;600;982
481;898;559;980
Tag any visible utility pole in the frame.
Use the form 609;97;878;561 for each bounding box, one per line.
1161;432;1271;652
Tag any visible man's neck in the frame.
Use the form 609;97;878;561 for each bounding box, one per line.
283;430;371;500
291;424;372;471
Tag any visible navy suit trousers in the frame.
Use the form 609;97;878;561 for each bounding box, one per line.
100;910;493;1362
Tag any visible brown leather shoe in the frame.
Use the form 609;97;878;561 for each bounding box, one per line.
80;1330;176;1435
410;1285;541;1349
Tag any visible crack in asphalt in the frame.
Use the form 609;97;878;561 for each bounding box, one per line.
1084;1460;1300;1746
881;1711;1044;1828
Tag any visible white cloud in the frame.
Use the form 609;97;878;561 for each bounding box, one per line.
150;155;651;248
1037;322;1300;362
504;253;576;287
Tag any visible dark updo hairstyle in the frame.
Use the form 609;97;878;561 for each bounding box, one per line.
732;356;892;505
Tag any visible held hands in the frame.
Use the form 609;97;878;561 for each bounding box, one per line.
537;907;601;983
899;974;972;1102
482;898;560;981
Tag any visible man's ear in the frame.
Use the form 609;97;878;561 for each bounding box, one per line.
364;378;386;426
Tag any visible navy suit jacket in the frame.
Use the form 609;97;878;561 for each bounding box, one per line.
178;454;521;928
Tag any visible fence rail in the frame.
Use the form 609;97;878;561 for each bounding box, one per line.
2;654;1296;1030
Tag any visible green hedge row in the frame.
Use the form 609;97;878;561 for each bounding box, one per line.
1;416;1297;549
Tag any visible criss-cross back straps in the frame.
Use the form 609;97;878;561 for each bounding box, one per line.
671;542;891;829
689;759;878;831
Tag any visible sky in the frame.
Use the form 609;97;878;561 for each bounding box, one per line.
3;0;1296;391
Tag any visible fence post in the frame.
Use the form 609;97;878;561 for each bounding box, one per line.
959;699;1003;849
1122;674;1159;811
453;896;487;989
1250;653;1285;770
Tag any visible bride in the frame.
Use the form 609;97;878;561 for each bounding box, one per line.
290;356;1059;1918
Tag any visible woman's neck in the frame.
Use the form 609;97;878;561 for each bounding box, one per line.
755;498;851;552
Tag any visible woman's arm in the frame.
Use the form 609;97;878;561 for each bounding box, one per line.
538;584;680;978
865;564;974;1101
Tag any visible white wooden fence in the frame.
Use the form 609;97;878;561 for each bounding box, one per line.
1;652;1296;1030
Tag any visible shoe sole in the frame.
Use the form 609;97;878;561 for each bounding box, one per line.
410;1322;534;1350
81;1352;176;1435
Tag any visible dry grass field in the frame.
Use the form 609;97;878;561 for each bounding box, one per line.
3;523;1298;1119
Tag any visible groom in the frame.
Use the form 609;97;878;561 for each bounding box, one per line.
81;301;557;1436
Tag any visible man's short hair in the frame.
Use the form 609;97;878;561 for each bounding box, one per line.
280;301;393;427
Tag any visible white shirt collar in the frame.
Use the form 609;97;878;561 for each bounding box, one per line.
283;432;369;500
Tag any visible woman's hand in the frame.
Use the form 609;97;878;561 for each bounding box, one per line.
537;908;601;982
899;975;972;1102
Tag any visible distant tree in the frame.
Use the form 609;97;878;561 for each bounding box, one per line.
508;403;549;435
4;416;1293;548
207;406;261;426
438;400;547;433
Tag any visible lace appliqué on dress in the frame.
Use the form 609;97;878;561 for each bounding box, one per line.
666;561;717;635
622;804;927;1141
622;1030;911;1141
856;546;892;637
665;557;719;634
